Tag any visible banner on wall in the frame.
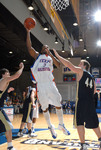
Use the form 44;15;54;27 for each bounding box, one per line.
95;78;101;88
3;107;14;115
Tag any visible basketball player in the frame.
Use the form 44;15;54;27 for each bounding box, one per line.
52;49;101;149
31;83;39;133
17;83;37;137
24;25;70;139
22;82;39;134
0;62;24;150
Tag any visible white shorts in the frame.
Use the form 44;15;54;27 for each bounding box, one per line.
33;101;39;118
37;82;62;111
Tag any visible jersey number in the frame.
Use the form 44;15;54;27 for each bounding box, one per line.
43;63;46;67
85;78;93;88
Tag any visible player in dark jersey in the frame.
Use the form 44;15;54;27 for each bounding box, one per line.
17;83;37;137
0;63;24;150
52;49;101;150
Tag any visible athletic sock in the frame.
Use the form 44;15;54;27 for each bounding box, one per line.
56;108;64;125
7;142;13;148
32;123;35;128
43;111;52;127
24;123;27;128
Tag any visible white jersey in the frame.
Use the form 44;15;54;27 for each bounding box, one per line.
30;54;62;111
30;54;54;83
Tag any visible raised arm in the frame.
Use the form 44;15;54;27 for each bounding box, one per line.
48;49;60;68
24;22;39;59
52;49;81;74
6;62;24;82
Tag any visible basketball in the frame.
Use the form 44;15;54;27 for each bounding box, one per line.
24;17;36;30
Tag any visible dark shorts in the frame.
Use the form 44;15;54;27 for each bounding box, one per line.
22;102;33;123
75;100;99;129
77;112;99;128
0;108;13;133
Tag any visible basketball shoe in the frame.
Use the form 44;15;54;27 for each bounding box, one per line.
28;132;37;138
7;146;16;150
48;124;57;139
17;131;23;137
98;137;101;148
31;127;35;133
22;127;27;134
58;124;70;135
80;143;87;150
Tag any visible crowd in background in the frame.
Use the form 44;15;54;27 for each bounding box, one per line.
4;89;101;115
4;89;76;114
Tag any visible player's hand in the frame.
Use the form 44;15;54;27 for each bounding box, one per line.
52;48;58;56
19;62;24;69
33;104;36;108
24;22;30;32
47;49;52;56
8;87;14;93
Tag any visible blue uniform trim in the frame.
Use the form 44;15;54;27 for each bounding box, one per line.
30;73;36;83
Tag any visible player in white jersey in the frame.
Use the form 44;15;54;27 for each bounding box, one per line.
24;24;70;139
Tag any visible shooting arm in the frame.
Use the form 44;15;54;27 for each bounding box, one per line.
26;30;39;59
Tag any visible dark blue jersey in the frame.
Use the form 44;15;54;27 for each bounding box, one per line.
74;70;98;128
78;70;94;102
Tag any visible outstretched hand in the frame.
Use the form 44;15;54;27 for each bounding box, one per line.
19;62;24;69
8;87;14;93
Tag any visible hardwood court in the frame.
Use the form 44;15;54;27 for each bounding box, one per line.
0;113;101;150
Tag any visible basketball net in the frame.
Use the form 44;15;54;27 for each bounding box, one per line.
51;0;69;11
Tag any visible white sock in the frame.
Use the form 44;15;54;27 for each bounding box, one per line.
24;123;27;128
56;108;64;125
32;123;35;128
43;111;52;127
8;142;13;147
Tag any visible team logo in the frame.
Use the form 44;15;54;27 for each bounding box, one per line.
21;138;100;149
